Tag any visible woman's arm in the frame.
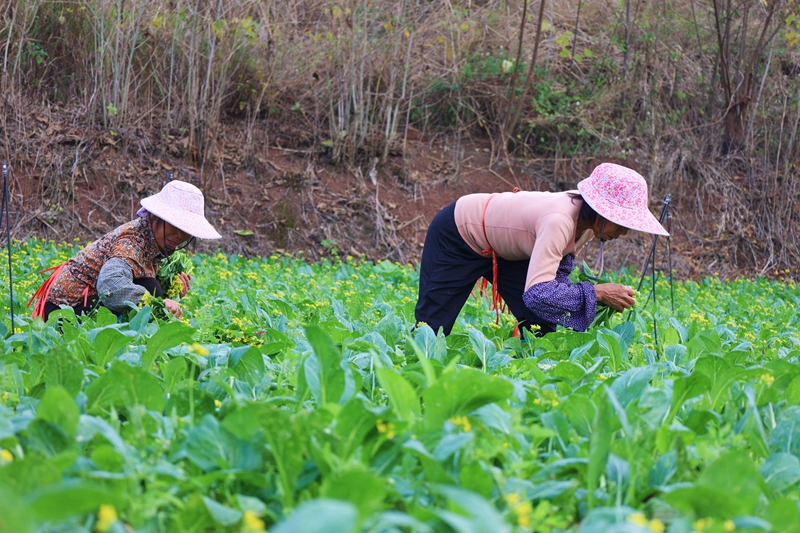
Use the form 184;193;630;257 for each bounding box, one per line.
522;254;597;331
97;258;147;312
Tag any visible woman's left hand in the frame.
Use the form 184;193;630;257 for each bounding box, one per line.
178;272;192;298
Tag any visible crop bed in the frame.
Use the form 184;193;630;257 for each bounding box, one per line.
1;239;800;533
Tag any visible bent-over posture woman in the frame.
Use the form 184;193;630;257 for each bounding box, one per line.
29;180;221;321
414;163;669;336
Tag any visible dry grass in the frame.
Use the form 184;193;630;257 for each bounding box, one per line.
1;0;800;273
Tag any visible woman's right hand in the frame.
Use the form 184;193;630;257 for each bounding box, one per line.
594;283;636;311
164;298;184;318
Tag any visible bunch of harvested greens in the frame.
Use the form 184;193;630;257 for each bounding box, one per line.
157;250;195;298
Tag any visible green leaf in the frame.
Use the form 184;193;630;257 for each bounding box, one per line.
467;328;495;371
85;361;165;413
667;372;711;424
769;406;800;460
665;450;763;518
272;499;358;533
37;386;79;436
760;453;800;493
0;485;34;533
229;346;265;386
375;368;420;423
422;368;513;431
24;479;123;521
233;229;255;236
183;414;262;471
202;497;242;526
587;388;612;509
320;468;386;516
303;326;347;405
609;365;656;408
38;347;84;396
89;327;135;366
160;356;188;394
432;485;511;533
596;331;623;373
142;320;195;368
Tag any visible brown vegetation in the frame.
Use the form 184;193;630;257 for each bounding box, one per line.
1;0;800;279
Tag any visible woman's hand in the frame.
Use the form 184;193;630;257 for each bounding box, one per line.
164;298;183;318
177;272;192;298
594;283;636;311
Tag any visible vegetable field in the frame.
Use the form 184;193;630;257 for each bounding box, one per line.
2;239;800;533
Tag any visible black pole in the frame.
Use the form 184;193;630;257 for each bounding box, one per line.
2;160;14;334
666;212;674;312
627;195;672;324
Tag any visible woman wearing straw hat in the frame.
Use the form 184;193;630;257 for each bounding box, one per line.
414;163;669;336
29;180;221;322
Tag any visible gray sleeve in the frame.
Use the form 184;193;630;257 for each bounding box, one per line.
97;258;147;312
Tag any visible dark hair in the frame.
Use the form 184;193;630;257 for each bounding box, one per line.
568;192;598;222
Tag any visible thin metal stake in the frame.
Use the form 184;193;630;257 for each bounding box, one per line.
2;160;14;334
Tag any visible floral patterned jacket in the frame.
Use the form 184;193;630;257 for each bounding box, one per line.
48;217;163;307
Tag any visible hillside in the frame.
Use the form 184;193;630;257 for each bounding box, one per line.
1;0;800;279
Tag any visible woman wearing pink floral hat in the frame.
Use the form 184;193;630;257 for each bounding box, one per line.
29;180;221;322
414;163;669;336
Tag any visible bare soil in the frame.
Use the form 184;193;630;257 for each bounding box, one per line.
5;110;693;280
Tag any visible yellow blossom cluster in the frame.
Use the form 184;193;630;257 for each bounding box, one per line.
448;415;472;432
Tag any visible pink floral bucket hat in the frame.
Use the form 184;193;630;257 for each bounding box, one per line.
577;163;669;236
140;180;222;240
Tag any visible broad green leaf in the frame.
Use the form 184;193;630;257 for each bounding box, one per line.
770;406;800;460
609;365;656;408
467;328;496;371
664;450;763;518
85;361;164;413
587;388;612;509
667;372;711;424
24;479;123;521
596;331;623;372
36;386;79;436
161;356;188;394
0;485;34;533
432;485;511;533
229;346;265;386
89;327;135;366
38;347;84;396
422;368;513;431
760;453;800;493
202;497;242;526
303;326;347;405
183;414;262;472
142;320;195;368
272;499;358;533
376;367;420;423
320;468;386;516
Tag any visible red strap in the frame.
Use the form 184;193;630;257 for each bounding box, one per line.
28;263;67;318
479;188;520;324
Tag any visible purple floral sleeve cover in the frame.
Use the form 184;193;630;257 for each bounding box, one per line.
522;254;597;332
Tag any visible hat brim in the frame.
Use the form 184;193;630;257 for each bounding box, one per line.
141;196;222;240
578;180;669;236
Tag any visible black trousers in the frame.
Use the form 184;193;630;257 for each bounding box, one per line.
414;202;556;337
42;277;163;322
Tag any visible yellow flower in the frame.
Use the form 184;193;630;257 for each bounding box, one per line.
627;512;648;528
723;520;735;532
95;505;118;532
376;420;396;439
242;510;266;532
191;343;210;356
214;400;222;408
0;449;13;462
649;518;665;533
167;276;184;299
760;374;775;386
448;415;472;432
